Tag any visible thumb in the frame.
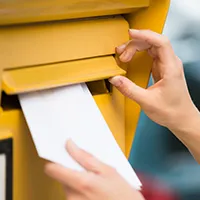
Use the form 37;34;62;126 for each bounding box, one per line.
109;76;147;105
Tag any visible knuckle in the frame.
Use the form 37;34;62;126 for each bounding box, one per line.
115;77;124;88
84;158;98;170
126;87;135;99
161;35;170;46
174;56;184;77
79;177;94;190
105;166;118;176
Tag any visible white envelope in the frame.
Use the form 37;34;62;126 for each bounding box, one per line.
19;83;141;189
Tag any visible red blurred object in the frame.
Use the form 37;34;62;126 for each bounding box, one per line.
138;173;179;200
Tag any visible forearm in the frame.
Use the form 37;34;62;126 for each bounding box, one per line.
170;109;200;164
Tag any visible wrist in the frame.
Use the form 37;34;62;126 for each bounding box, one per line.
168;105;200;138
168;105;200;163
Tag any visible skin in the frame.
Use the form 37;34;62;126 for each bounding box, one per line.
44;29;200;200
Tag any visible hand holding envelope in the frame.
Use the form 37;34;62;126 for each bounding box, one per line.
44;139;144;200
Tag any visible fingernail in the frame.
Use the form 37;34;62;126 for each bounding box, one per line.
119;50;130;62
116;44;126;54
109;76;122;87
129;29;139;34
117;44;126;50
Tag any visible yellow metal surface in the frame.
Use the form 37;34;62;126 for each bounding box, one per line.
2;56;126;94
94;90;125;152
0;15;129;69
0;0;149;25
124;0;171;156
0;128;12;140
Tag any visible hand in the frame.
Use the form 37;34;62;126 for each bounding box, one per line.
45;140;144;200
109;29;199;130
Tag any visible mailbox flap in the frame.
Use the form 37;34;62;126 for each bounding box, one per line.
2;56;126;94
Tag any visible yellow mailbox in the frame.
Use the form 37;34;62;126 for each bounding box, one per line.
0;1;170;200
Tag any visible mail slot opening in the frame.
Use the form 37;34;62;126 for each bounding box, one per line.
1;92;20;111
87;79;111;95
0;79;111;111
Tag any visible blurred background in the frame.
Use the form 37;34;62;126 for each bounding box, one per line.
129;1;200;200
164;0;200;63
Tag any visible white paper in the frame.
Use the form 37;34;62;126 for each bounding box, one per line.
19;83;141;189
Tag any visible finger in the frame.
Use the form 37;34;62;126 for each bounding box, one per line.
129;29;167;47
114;54;121;66
109;75;147;105
116;42;129;54
63;188;83;200
116;44;126;54
66;140;110;174
44;162;86;189
119;39;151;62
128;29;176;64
